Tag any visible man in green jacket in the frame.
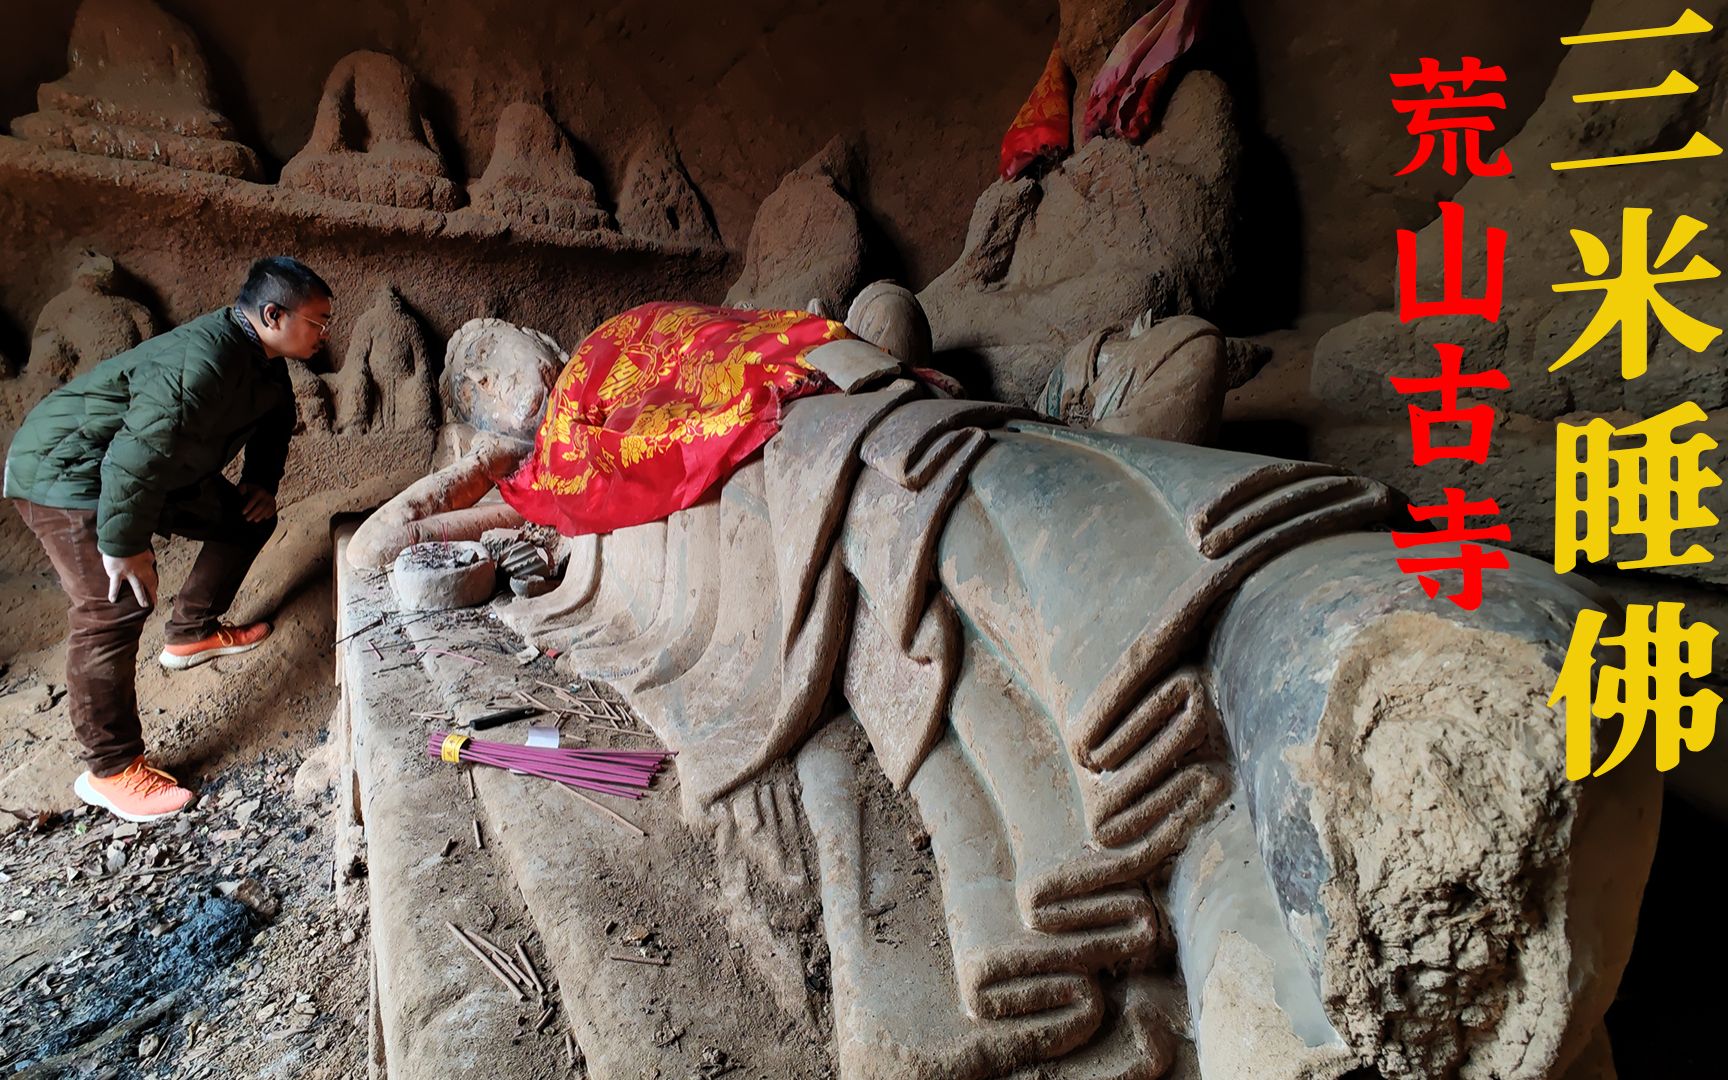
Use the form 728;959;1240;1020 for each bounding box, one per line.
4;257;333;822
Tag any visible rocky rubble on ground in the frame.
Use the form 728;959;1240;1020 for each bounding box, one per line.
0;750;368;1078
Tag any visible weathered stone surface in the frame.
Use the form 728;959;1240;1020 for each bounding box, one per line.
0;251;156;428
358;335;1652;1080
1210;535;1657;1079
1309;406;1728;588
844;281;932;369
920;70;1242;405
281;51;461;212
615;133;719;248
9;0;261;179
290;741;336;806
348;439;527;570
507;573;554;598
481;348;1427;1074
334;531;553;1077
469;103;610;233
726;136;867;315
325;286;438;436
799;720;1176;1079
1038;314;1227;444
440;318;565;442
1056;0;1142;127
1222;335;1272;390
22;252;155;387
0;130;733;447
391;541;496;611
911;675;1166;1026
1166;804;1365;1079
337;543;833;1076
802;339;904;393
489;535;550;579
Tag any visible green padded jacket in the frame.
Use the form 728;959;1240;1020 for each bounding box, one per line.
3;308;294;557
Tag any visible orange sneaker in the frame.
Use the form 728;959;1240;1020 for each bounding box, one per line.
73;758;194;822
159;621;272;670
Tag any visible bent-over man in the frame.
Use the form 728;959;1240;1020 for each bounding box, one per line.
4;256;333;822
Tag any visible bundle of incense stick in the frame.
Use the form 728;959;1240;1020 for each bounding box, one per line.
428;731;671;799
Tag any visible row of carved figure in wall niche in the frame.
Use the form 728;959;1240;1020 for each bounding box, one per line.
0;251;440;440
7;0;718;248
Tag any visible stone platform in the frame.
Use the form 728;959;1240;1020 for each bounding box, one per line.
330;414;1642;1080
332;525;832;1078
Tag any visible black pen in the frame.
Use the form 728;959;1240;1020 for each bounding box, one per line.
466;706;541;731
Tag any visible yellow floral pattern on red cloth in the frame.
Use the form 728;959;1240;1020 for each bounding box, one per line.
498;302;848;535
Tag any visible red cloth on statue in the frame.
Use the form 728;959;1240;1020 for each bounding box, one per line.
999;43;1073;181
1082;0;1207;143
498;303;849;536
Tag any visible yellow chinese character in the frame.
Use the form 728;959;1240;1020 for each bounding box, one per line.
1552;10;1719;169
1561;7;1711;45
1572;69;1698;104
1550;208;1721;378
1556;402;1720;572
1550;131;1722;171
1551;603;1719;779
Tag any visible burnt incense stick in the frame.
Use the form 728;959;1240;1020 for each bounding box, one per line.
515;690;566;716
586;723;659;740
418;647;483;665
561;783;646;837
448;923;525;999
469;705;540;730
333;616;384;645
536;679;583;706
468;928;531;986
515;942;546;995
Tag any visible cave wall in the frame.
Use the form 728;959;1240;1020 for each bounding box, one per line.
0;0;1614;582
1229;0;1595;316
0;0;1053;302
0;0;1608;341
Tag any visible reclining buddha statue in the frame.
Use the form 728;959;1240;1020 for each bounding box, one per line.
352;296;1651;1080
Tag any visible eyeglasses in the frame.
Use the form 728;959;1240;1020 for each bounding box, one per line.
288;310;333;339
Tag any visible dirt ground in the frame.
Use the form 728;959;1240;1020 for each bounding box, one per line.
0;506;340;812
0;744;370;1078
0;509;369;1077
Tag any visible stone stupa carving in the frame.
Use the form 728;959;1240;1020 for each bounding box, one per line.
726;136;869;315
468;103;611;233
279;51;461;212
615;132;719;248
9;0;262;179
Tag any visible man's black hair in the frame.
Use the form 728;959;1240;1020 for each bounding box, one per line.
235;256;333;318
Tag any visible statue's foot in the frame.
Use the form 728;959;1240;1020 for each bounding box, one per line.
713;770;813;895
706;768;822;1024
